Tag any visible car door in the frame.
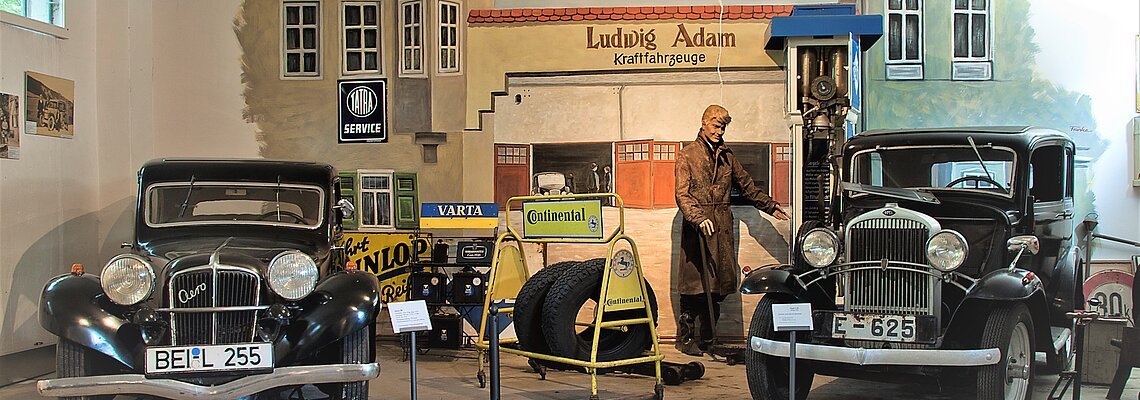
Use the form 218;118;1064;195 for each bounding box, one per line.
1028;142;1074;275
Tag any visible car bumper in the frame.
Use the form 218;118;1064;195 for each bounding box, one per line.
750;337;1001;366
37;363;380;399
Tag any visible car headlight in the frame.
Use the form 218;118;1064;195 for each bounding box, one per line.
101;254;155;306
268;250;319;300
800;228;839;268
926;230;969;272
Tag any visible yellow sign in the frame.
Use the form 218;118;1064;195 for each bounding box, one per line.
603;249;648;312
521;199;603;238
340;233;431;303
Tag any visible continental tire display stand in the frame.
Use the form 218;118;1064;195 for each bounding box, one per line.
474;194;666;400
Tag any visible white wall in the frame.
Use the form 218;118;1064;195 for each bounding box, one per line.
1028;1;1140;260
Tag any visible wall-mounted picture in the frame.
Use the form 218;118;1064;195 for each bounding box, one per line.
24;71;75;138
0;92;19;159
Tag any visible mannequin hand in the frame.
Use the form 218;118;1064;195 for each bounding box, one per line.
699;219;715;236
770;207;790;221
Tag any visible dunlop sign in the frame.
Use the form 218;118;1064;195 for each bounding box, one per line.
521;199;603;239
338;79;387;143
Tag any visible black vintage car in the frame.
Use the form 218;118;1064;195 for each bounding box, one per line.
743;127;1085;400
37;159;381;400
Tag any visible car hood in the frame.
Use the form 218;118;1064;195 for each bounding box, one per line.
142;236;326;273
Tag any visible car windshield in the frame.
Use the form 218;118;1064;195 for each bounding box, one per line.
850;145;1016;197
146;182;324;228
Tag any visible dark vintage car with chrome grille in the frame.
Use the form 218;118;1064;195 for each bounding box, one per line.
36;159;381;400
742;127;1086;400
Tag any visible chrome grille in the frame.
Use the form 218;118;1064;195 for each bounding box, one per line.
169;268;259;345
845;217;936;317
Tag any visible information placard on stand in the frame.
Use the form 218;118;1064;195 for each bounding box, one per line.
771;302;813;400
389;300;432;400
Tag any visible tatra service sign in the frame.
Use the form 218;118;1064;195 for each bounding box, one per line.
338;79;387;143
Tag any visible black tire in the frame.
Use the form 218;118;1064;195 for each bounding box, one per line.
56;340;114;400
514;260;591;358
745;295;813;400
327;327;371;400
978;303;1035;400
540;259;658;362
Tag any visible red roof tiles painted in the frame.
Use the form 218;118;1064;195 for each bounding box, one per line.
467;5;793;24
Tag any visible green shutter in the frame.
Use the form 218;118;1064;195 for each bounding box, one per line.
338;171;359;230
394;172;419;229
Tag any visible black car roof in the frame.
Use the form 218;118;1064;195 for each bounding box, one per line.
139;158;337;185
850;126;1072;151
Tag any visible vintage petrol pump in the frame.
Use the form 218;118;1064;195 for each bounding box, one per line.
764;5;882;244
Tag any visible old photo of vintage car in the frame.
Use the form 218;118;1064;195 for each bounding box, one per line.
36;159;381;399
744;127;1084;400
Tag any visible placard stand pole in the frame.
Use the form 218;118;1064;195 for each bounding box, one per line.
410;332;418;400
789;333;796;400
488;304;501;400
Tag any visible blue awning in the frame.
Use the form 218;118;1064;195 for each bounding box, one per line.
764;5;883;51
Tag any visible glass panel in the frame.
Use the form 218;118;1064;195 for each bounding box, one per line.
364;29;377;48
347;52;362;71
146;183;324;227
378;193;391;226
302;5;316;24
365;52;377;70
404;4;411;21
404;49;412;68
361;5;376;25
450;29;457;46
287;53;300;72
346;29;361;48
414;49;421;70
414;3;420;20
414;26;421;45
303;28;316;49
362;193;375;225
303;53;316;72
905;0;918;10
905;15;919;60
449;4;456;21
441;27;448;45
345;5;361;26
953;14;968;58
971;14;987;58
286;6;300;25
287;29;300;49
362;176;389;189
497;147;506;155
972;0;986;10
954;0;968;9
888;14;902;60
888;0;901;10
440;49;447;67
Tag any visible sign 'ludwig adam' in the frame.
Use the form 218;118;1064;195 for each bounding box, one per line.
338;79;388;143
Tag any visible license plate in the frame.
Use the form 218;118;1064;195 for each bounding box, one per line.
830;313;919;343
146;343;273;374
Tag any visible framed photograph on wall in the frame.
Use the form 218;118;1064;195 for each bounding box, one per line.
25;71;75;139
0;92;20;159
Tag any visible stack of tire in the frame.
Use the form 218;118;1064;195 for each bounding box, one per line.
513;258;658;369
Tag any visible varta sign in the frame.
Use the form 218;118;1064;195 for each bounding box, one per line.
420;203;499;229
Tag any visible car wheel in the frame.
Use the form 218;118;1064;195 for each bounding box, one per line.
514;260;591;369
327;327;371;400
745;295;813;400
540;259;658;363
978;303;1034;400
56;340;114;400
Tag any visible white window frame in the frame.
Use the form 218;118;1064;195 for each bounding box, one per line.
436;0;461;74
884;0;923;80
341;1;382;76
0;0;68;38
951;0;992;81
281;1;322;79
399;0;425;76
357;170;396;230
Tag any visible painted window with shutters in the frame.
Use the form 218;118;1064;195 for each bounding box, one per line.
885;0;923;80
358;171;394;229
342;2;381;75
338;172;359;230
951;0;992;80
282;1;320;78
437;1;460;73
400;0;424;75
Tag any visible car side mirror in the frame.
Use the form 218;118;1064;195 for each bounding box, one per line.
1007;235;1040;255
335;198;356;220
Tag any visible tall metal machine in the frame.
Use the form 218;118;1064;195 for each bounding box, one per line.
764;5;882;244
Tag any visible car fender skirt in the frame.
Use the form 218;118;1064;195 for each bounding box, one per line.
740;268;811;300
750;337;1001;366
276;271;381;364
39;274;141;369
964;269;1043;301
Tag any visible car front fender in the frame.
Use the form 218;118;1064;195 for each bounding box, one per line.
39;274;142;369
945;269;1052;351
964;269;1043;301
275;271;381;365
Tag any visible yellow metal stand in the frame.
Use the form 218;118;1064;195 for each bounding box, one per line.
474;193;664;400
